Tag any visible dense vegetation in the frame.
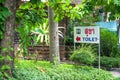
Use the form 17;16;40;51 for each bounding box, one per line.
100;29;119;57
2;60;114;80
94;56;120;70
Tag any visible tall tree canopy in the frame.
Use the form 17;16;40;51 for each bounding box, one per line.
16;0;88;65
83;0;120;20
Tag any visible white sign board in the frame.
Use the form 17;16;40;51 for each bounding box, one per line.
74;27;100;43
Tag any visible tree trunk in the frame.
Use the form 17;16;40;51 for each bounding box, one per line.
48;6;60;64
1;0;16;76
104;12;108;22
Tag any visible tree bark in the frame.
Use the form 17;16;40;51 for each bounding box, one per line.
104;12;108;22
48;6;60;64
1;0;16;75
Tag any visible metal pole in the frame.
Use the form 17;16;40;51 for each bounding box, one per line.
74;43;76;51
98;43;100;69
98;27;100;74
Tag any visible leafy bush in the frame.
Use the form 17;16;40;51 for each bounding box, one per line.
7;60;114;80
70;46;96;65
94;56;120;69
100;29;119;57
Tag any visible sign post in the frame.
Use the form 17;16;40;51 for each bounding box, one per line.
74;26;100;70
119;28;120;44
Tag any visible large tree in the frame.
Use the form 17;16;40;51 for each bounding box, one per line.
1;0;16;76
48;6;60;64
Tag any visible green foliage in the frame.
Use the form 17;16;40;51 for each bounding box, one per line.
1;65;10;71
49;0;88;21
0;55;12;61
70;46;96;65
83;0;120;20
0;1;11;39
16;0;89;56
94;56;120;70
16;2;46;55
0;0;4;4
0;0;12;79
31;20;49;45
6;60;114;80
100;29;119;57
115;77;120;80
0;48;12;79
17;2;46;23
0;72;11;80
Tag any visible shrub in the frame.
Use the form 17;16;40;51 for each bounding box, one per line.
94;56;120;69
100;29;119;57
70;46;96;65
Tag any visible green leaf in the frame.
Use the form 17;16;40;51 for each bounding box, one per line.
0;31;3;39
1;47;7;52
65;0;70;5
69;6;73;9
20;3;32;10
24;24;30;34
3;72;10;78
0;14;3;20
33;28;45;34
107;0;112;4
10;48;14;51
6;55;12;61
115;13;120;18
1;65;10;70
0;56;5;61
1;7;11;18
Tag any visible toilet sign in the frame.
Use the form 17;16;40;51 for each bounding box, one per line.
74;27;100;43
74;26;101;70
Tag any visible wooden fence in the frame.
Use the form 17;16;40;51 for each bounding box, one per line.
27;45;66;60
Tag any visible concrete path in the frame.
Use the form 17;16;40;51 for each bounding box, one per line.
109;68;120;77
110;71;120;77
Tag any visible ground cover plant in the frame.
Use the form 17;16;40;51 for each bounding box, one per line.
2;60;115;80
94;56;120;70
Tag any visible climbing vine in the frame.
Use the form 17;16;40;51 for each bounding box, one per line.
0;0;11;39
0;0;12;79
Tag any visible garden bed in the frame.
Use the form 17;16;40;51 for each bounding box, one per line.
9;60;115;80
